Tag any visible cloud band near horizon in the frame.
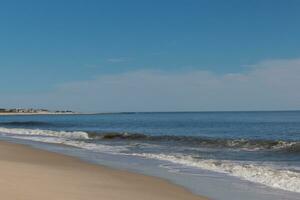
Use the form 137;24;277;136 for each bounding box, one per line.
1;58;300;112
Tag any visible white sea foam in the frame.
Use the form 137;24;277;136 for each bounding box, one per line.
10;134;128;154
0;127;130;154
131;153;300;193
0;127;89;140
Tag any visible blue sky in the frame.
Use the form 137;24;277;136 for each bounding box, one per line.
1;0;300;111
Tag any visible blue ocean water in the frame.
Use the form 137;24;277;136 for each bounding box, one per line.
0;111;299;199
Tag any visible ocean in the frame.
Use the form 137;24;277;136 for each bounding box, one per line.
0;111;299;200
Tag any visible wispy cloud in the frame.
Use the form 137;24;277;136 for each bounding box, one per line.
107;57;131;63
2;58;300;112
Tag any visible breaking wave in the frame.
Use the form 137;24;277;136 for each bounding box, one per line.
88;132;300;152
0;127;89;140
0;127;299;152
0;121;53;127
131;153;300;193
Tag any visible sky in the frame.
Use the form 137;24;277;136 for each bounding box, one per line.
1;0;300;112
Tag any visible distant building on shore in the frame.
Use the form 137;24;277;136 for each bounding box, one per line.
0;108;74;114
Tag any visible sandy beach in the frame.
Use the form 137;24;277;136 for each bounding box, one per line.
0;141;207;200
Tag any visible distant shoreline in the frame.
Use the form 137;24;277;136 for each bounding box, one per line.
1;110;299;116
0;112;78;116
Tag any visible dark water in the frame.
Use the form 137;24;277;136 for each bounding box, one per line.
0;111;300;194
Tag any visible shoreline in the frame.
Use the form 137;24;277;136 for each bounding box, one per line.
0;112;77;115
2;110;300;116
0;140;208;200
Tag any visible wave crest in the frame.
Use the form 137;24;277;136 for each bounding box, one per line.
0;121;52;127
0;127;89;140
131;153;300;193
88;132;300;152
0;127;299;152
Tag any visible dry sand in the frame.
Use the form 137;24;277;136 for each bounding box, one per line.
0;141;208;200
